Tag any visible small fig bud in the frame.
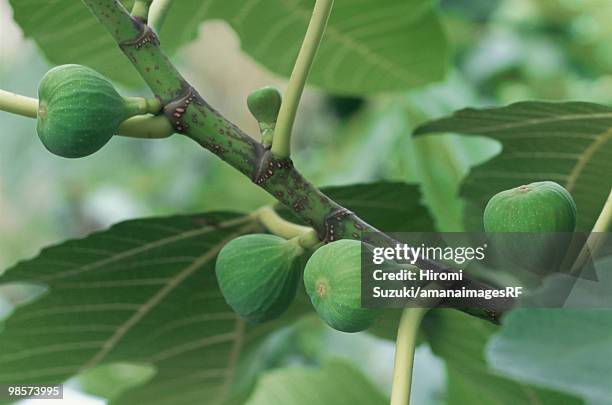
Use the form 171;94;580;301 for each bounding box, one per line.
247;86;282;125
215;234;303;323
36;64;142;158
304;239;380;333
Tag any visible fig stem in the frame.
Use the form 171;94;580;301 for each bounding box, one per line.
149;0;174;33
390;307;430;405
271;0;334;158
123;96;163;116
260;126;275;149
0;89;37;119
0;89;173;139
117;115;174;139
254;206;319;246
298;229;322;249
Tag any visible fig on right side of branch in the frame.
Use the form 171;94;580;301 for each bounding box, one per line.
483;181;577;274
484;181;576;233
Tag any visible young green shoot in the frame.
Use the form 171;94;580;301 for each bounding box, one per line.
271;0;334;158
149;0;174;33
131;0;154;21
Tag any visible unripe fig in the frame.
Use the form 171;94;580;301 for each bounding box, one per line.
247;86;282;124
215;234;304;323
484;181;576;233
304;239;379;333
247;86;282;148
484;181;577;274
37;64;151;158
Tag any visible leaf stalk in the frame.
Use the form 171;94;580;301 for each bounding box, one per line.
390;307;430;405
271;0;334;158
570;188;612;274
149;0;174;33
131;0;154;21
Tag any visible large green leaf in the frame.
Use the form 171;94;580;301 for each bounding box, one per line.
10;0;448;94
276;182;436;232
487;308;612;404
296;75;499;231
486;258;612;404
415;101;612;231
163;0;448;95
0;179;435;403
9;0;144;87
322;182;436;232
0;212;305;405
423;310;582;404
245;360;387;405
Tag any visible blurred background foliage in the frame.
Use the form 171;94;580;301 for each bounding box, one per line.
1;0;612;403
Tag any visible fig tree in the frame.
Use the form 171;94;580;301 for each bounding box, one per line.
215;234;304;323
304;239;380;333
37;64;154;158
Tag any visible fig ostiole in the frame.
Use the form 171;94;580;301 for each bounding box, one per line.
36;64;159;158
215;233;304;323
304;239;380;333
483;181;577;274
247;86;282;148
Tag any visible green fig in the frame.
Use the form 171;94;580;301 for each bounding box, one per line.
484;181;577;274
304;239;380;333
484;181;576;233
247;86;282;148
215;234;304;323
37;64;153;158
247;86;282;124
